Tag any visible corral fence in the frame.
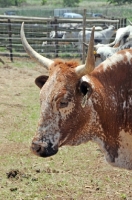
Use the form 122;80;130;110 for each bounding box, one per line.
0;10;127;63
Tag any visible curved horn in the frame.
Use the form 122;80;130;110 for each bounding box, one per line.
75;26;95;77
20;22;54;70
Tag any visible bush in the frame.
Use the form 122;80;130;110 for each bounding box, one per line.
41;0;47;5
0;0;26;7
63;0;80;7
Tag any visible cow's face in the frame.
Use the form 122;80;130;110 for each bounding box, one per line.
31;60;99;157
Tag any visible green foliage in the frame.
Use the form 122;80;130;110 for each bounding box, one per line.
107;0;132;5
120;193;127;199
0;0;26;7
41;0;47;5
63;0;80;7
14;0;26;6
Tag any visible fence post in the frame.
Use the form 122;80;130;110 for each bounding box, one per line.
8;19;13;62
54;17;59;57
82;9;87;64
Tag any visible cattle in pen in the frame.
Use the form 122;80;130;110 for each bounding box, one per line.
94;40;132;66
108;24;132;47
78;25;115;53
95;19;132;48
62;26;103;48
21;22;132;170
41;23;73;52
94;22;132;66
62;26;103;40
83;39;132;66
84;21;132;66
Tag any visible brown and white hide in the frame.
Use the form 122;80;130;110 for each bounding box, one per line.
32;50;132;170
20;22;132;170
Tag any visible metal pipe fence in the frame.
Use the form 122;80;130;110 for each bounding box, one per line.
0;14;126;62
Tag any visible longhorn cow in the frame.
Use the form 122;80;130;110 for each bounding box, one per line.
21;22;132;170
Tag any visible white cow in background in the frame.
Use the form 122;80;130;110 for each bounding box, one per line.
92;20;132;66
62;26;103;48
94;40;132;66
62;26;103;40
78;25;115;54
108;25;132;47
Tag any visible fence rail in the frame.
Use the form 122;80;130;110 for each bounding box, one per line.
0;13;127;63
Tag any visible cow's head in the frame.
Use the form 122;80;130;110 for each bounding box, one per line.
21;22;96;157
21;22;132;170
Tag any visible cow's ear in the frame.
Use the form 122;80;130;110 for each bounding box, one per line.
79;81;93;108
35;75;49;89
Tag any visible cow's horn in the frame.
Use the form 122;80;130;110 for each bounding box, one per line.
75;27;95;77
20;22;54;70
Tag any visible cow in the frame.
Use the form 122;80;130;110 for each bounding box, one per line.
62;26;103;41
83;22;132;66
41;23;72;52
78;25;115;54
94;40;132;66
93;20;132;49
21;22;132;170
83;39;132;66
108;24;132;48
62;26;103;48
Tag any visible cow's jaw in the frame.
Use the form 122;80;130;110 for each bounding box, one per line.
114;130;132;170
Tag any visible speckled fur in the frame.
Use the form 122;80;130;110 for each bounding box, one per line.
32;49;132;170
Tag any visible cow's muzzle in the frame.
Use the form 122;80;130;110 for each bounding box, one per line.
31;141;58;157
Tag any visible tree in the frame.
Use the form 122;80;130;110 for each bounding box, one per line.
41;0;47;5
63;0;80;7
0;0;26;7
107;0;132;5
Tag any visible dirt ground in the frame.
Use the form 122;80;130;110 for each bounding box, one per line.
0;56;132;200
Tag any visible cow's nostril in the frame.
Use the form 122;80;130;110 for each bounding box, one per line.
31;141;58;157
31;142;42;153
36;146;41;153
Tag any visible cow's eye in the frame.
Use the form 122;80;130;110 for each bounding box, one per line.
59;99;68;108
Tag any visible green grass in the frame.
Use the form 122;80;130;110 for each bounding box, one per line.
0;25;132;200
7;94;40;143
